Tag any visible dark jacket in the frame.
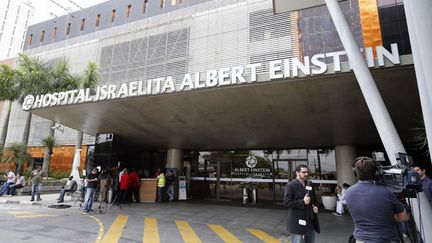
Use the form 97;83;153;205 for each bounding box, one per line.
284;179;320;235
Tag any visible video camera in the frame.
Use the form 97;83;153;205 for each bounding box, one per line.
373;152;422;197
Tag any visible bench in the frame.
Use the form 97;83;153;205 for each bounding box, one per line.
16;185;62;196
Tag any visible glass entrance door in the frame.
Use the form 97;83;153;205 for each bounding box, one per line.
208;160;232;201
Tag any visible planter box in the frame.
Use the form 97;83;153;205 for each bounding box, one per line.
321;195;337;210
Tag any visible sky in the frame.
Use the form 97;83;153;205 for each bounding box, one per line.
30;0;109;24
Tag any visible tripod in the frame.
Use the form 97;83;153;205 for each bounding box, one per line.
94;185;109;214
73;183;85;208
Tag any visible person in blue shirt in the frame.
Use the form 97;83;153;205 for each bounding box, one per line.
345;157;409;243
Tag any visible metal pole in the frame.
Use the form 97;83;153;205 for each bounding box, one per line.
404;0;432;163
324;0;405;165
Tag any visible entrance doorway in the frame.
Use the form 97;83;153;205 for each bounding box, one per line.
208;160;233;201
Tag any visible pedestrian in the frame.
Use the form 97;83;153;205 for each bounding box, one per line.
156;169;165;203
166;170;175;201
0;169;15;196
346;157;408;242
119;168;131;204
83;168;98;212
30;166;44;201
129;168;140;203
7;172;25;196
284;164;320;243
413;165;432;206
333;183;349;216
57;176;77;203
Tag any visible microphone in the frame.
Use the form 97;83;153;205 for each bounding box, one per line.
305;181;313;196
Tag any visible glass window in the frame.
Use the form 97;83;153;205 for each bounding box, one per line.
96;14;101;27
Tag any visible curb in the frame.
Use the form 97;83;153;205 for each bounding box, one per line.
0;200;46;206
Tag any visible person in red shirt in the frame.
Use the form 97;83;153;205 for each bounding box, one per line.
119;168;131;204
129;168;140;203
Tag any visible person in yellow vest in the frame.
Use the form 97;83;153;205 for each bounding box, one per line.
156;169;166;203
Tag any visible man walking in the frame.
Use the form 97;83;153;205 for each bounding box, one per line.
166;170;175;201
346;157;408;243
30;166;44;201
83;168;98;212
284;164;319;243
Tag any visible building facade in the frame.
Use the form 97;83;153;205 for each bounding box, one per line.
1;0;421;204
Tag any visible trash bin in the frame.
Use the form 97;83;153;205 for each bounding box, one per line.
242;187;249;204
250;187;257;204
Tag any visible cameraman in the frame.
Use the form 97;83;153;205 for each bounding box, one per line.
346;157;409;243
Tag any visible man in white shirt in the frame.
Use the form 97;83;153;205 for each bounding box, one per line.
7;173;25;196
0;170;16;196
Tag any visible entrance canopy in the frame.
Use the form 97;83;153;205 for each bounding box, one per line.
29;64;419;150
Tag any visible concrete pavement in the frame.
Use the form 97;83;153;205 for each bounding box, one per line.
0;193;354;242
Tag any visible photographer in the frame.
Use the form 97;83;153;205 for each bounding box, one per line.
346;157;409;243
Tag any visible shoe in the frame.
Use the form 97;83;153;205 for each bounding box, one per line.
7;195;12;197
333;212;342;216
37;198;42;201
57;200;63;203
30;199;34;202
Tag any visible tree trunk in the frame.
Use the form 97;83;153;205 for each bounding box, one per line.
16;158;24;174
42;121;55;177
22;112;32;147
0;101;12;161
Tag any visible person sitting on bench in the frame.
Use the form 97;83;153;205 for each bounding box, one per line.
7;173;25;196
57;176;78;203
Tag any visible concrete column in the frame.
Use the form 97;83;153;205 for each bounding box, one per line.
335;145;357;186
166;148;184;174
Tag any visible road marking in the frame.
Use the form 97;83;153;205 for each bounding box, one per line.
245;228;281;243
208;224;241;243
81;212;105;243
175;220;202;243
101;214;128;243
143;217;160;243
8;211;57;218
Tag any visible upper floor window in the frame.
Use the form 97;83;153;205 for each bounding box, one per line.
80;19;85;31
111;9;116;22
66;23;71;35
40;31;45;42
96;14;101;27
160;0;165;8
52;27;57;39
126;5;132;19
28;34;33;45
143;0;148;13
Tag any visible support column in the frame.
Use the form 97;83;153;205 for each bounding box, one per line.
166;148;184;174
335;145;357;186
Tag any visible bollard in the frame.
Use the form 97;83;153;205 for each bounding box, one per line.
251;187;257;204
242;187;249;204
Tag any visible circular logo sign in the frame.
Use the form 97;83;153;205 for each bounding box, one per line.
22;95;35;110
245;156;257;168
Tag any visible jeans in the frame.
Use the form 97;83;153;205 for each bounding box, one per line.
58;188;73;202
290;227;316;243
31;182;42;200
167;185;174;200
0;182;13;195
84;187;96;211
157;187;164;203
8;184;23;195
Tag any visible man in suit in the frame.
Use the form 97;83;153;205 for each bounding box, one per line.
284;164;319;243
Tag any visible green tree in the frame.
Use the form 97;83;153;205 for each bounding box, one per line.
0;64;20;160
3;142;31;173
